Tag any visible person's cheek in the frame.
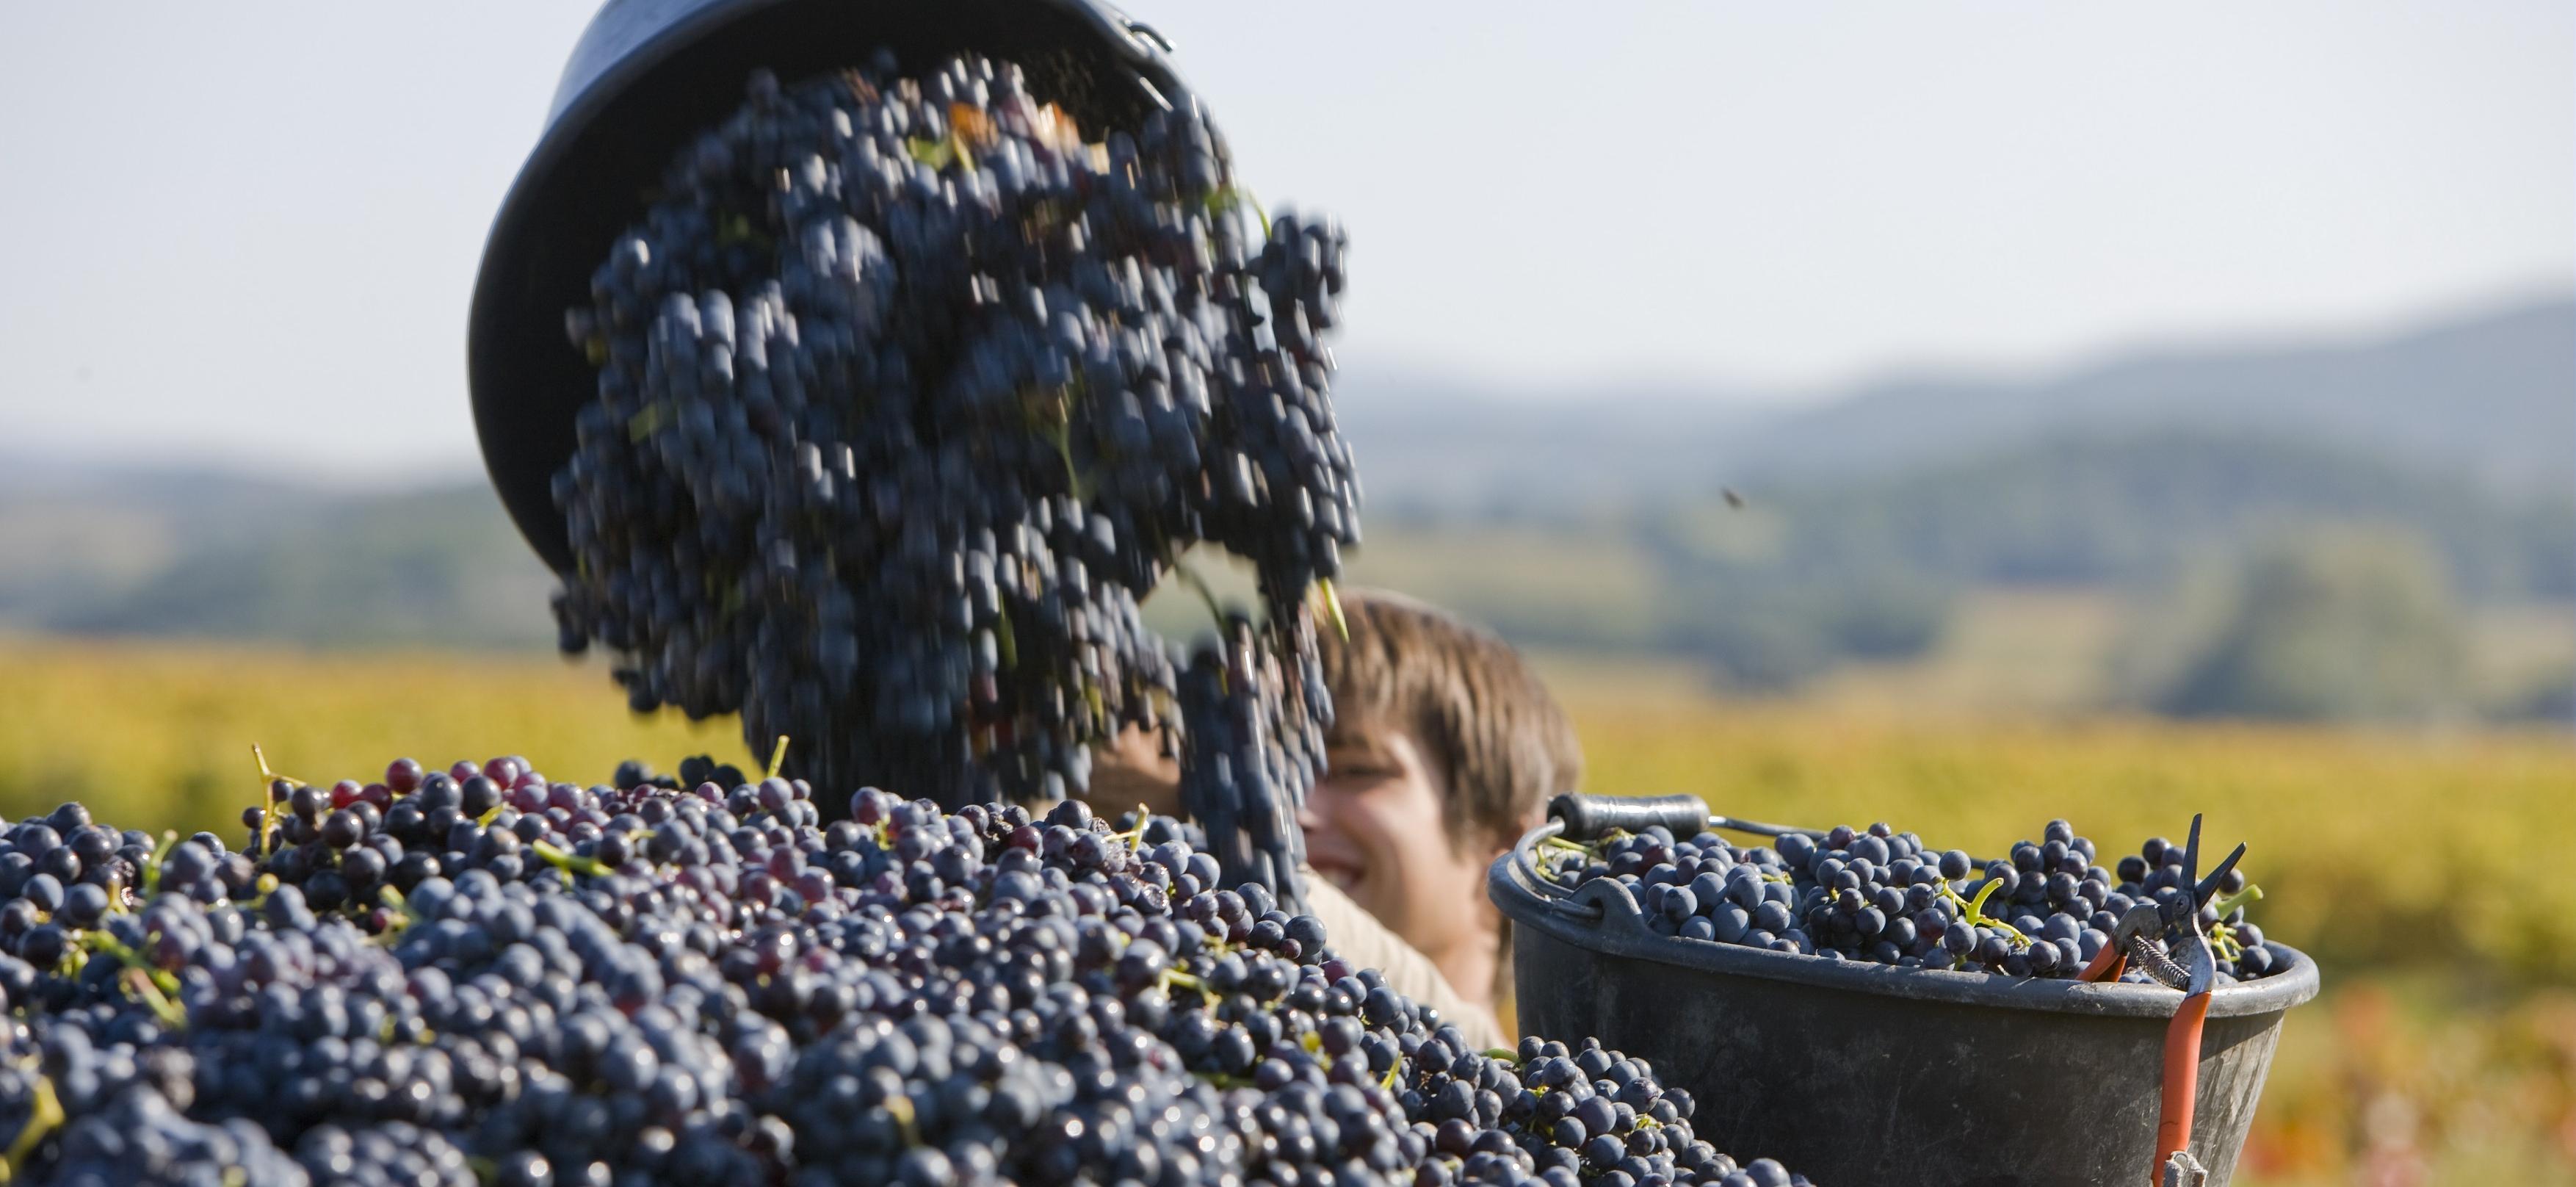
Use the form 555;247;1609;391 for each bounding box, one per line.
1349;793;1411;916
1305;781;1359;848
1375;777;1450;935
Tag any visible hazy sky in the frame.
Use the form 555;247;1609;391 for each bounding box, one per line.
0;1;2566;481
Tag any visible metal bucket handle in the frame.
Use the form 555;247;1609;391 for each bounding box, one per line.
1520;793;1831;923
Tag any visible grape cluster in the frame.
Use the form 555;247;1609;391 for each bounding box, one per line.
1540;819;2277;984
1175;613;1323;902
544;51;1360;906
0;754;1810;1186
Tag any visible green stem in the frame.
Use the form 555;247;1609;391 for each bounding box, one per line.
2211;883;2264;918
1314;579;1349;642
1954;877;2030;948
140;831;178;898
1116;808;1154;848
885;1094;921;1147
626;403;667;442
1;1073;62;1181
369;885;418;945
1046;387;1093;504
120;968;187;1030
531;840;609;880
76;933;184;1025
1206;185;1273;238
248;745;296;860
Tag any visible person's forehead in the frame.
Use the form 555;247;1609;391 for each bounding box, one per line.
1325;708;1410;756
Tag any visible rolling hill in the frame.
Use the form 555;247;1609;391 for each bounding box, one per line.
1339;293;2575;516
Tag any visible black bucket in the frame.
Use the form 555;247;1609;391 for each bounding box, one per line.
467;0;1196;575
1490;801;2320;1187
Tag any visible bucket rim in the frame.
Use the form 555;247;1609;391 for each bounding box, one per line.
1491;832;2321;1021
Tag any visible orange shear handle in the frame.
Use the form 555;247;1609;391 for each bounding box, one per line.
2154;990;2212;1179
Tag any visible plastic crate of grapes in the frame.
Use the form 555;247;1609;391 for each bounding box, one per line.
1490;795;2318;1187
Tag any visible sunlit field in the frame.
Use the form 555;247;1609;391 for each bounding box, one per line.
4;636;2569;1184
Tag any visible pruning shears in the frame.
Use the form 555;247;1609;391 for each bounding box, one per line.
2075;813;2244;1184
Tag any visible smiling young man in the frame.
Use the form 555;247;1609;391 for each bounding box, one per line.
1303;589;1585;1031
1089;589;1582;1045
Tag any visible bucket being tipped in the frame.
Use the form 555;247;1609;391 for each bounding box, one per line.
468;0;1193;575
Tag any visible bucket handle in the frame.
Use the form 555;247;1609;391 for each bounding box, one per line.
1517;794;1721;920
1546;793;1710;842
1510;794;1839;919
1552;872;1653;926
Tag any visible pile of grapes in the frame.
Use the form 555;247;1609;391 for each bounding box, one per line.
1538;820;2276;983
546;51;1358;904
0;756;1813;1187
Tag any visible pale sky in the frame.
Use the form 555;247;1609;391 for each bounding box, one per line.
0;1;2566;482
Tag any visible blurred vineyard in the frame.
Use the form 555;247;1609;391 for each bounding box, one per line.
1;636;2569;1185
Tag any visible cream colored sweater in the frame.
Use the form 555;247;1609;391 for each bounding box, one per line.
1299;870;1510;1052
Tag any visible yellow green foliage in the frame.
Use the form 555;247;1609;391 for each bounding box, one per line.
0;638;725;836
1552;678;2576;986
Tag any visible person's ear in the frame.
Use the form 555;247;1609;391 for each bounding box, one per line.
1483;802;1550;859
1511;799;1549;842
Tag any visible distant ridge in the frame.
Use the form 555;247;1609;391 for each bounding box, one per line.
1737;294;2575;493
1337;292;2575;515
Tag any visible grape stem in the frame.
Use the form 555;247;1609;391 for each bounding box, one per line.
1206;184;1273;239
905;137;958;170
139;831;178;898
120;968;187;1031
247;745;301;859
0;1072;62;1183
2210;883;2263;918
77;931;182;1003
1046;389;1092;503
370;885;420;943
883;1094;922;1147
1314;580;1350;643
240;873;280;915
1943;876;2032;950
994;611;1019;671
2207;921;2243;963
71;934;186;1032
531;840;611;881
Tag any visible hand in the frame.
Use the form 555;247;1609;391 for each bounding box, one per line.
1090;724;1184;819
